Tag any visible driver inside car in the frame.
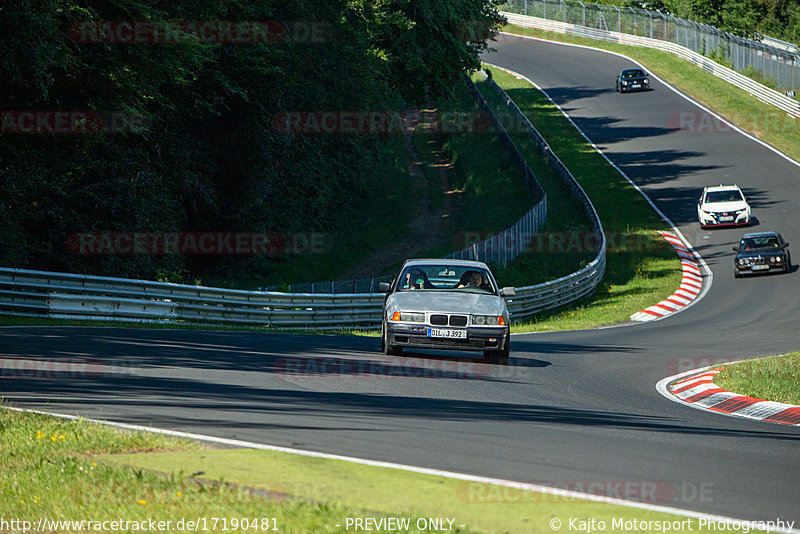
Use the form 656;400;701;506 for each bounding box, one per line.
456;271;483;289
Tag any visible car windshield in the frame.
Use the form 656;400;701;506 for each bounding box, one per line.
739;236;780;250
704;190;743;203
622;69;645;78
397;265;496;294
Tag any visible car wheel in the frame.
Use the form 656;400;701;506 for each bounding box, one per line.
784;254;792;273
734;270;742;278
381;321;402;356
484;338;510;365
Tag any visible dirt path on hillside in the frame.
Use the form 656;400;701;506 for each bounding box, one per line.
336;134;462;281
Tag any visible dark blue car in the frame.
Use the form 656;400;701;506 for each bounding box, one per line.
615;68;651;93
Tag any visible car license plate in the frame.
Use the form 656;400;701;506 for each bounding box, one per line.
719;216;734;222
632;84;641;88
428;328;466;339
751;265;769;270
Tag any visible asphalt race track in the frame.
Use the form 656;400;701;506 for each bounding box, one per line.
2;36;799;524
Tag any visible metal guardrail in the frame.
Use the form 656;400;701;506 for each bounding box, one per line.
0;254;603;326
502;11;800;117
503;0;800;93
0;267;385;329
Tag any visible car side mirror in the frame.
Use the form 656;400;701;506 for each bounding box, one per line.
500;287;516;297
378;282;391;293
785;242;789;248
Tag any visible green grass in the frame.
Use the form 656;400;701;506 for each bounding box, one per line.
3;405;738;534
0;408;465;534
714;352;800;405
477;68;682;331
504;24;800;163
102;446;736;534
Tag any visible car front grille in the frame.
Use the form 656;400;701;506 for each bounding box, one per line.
430;314;468;327
711;210;742;221
741;255;769;266
449;315;468;327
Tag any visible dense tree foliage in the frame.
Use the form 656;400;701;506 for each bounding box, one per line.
595;0;800;41
0;0;505;281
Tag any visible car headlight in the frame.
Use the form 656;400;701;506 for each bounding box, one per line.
622;81;628;85
644;78;649;84
472;315;505;326
390;312;424;322
738;259;747;265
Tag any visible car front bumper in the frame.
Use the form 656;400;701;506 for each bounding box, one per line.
735;261;786;275
386;322;509;352
699;213;750;227
620;82;649;92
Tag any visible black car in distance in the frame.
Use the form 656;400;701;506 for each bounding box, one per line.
733;231;791;278
615;68;651;93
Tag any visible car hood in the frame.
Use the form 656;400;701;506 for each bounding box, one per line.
700;201;748;212
389;291;507;316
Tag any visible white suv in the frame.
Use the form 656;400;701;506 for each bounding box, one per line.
697;185;751;228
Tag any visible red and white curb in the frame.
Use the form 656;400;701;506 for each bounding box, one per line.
667;367;800;425
630;232;704;321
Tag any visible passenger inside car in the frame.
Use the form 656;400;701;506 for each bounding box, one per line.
401;268;433;290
